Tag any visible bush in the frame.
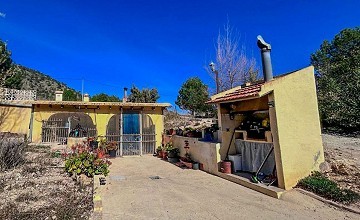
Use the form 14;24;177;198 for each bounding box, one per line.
297;171;360;204
0;138;27;171
64;143;111;177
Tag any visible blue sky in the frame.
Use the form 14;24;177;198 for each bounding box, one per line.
0;0;359;107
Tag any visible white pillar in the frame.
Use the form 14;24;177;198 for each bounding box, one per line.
139;111;143;156
120;108;123;157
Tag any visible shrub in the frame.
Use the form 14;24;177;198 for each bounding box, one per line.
64;143;111;177
297;171;360;204
0;138;27;171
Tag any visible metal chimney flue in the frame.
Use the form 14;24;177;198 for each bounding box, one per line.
123;87;128;102
257;35;273;82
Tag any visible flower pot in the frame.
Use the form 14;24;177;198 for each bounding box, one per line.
180;159;193;169
219;160;232;174
97;151;104;159
168;151;177;158
89;140;98;151
162;151;168;160
157;151;163;158
108;150;116;158
168;157;179;163
192;162;199;170
199;163;204;171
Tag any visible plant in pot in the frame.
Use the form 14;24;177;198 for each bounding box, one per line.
167;148;180;163
106;141;117;158
180;152;193;169
156;146;163;158
162;143;172;160
95;136;107;158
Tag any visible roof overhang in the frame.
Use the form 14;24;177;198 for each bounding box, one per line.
29;100;171;108
206;83;264;104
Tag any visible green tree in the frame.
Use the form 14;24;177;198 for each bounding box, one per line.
128;86;159;103
311;27;360;131
175;77;212;116
63;89;80;101
0;39;12;73
91;93;121;102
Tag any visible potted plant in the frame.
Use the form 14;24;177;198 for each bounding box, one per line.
167;148;180;163
95;148;105;159
94;136;107;158
167;148;179;158
156;146;162;158
162;142;172;160
106;141;117;158
180;152;193;169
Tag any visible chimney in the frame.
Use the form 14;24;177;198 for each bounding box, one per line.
123;87;128;102
257;35;273;82
55;91;63;101
83;93;90;102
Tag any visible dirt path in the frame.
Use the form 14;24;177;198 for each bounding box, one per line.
101;156;358;220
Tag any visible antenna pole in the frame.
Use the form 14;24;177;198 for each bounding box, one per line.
81;79;84;101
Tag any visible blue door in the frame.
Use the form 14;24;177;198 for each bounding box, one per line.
122;113;141;155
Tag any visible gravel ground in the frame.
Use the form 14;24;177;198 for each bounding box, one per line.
322;134;360;209
0;144;93;219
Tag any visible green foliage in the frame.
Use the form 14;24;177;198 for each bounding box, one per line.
175;77;212;115
3;72;22;89
298;171;360;204
128;85;159;103
63;89;80;101
91;93;121;102
64;143;111;177
0;38;79;100
0;39;12;73
311;27;360;131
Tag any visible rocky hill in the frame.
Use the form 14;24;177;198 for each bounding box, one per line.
0;64;80;100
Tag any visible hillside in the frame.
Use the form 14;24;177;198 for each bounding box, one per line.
0;64;80;100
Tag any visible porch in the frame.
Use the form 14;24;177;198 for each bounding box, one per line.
30;100;170;156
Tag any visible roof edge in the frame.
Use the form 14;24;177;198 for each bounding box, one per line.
29;100;171;107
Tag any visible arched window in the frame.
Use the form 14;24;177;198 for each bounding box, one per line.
41;112;96;143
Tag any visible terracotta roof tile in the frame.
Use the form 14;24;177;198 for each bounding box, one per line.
207;83;264;104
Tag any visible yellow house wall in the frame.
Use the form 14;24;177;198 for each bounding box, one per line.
260;66;324;189
145;108;164;147
31;105;164;147
0;104;32;136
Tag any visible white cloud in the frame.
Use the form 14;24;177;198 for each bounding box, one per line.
0;12;6;18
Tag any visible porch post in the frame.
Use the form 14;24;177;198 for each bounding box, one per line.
120;108;123;157
139;111;143;156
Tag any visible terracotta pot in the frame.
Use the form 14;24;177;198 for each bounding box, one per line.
162;151;168;159
180;159;193;169
220;161;232;174
97;151;104;159
157;151;162;158
199;163;204;170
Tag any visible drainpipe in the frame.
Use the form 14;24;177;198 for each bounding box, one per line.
257;35;273;82
28;105;35;142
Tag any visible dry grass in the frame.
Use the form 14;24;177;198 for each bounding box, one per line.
0;143;93;219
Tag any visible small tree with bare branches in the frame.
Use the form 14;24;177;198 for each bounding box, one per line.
207;22;260;93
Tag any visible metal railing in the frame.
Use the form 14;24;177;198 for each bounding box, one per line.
105;133;156;156
41;119;97;144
